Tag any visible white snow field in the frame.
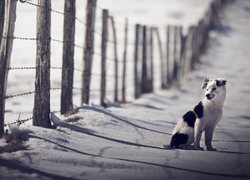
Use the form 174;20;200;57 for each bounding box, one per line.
1;0;250;180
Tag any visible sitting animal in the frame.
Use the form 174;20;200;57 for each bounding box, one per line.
167;78;227;151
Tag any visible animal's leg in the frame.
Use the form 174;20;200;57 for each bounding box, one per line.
194;131;203;150
194;119;204;150
205;127;217;151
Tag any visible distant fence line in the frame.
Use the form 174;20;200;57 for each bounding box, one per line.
0;0;230;136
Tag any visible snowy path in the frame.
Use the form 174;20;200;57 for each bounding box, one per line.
1;1;250;179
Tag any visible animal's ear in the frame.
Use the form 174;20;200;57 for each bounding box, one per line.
202;78;209;90
216;79;227;87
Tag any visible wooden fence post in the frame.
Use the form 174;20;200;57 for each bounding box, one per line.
154;28;165;89
100;9;108;107
141;25;150;94
210;0;219;28
122;18;128;102
173;25;183;87
190;26;198;70
183;26;195;76
180;27;188;79
149;27;154;92
0;0;17;137
61;0;76;115
110;16;119;102
0;0;5;46
192;25;198;67
166;25;171;87
172;26;178;83
33;0;51;128
177;26;185;85
134;24;140;99
81;0;97;105
198;19;206;54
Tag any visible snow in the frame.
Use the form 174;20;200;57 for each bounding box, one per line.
1;0;250;179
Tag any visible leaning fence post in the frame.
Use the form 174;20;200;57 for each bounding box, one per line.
0;0;5;46
172;26;178;83
154;27;165;89
61;0;76;115
149;27;154;92
141;25;150;94
177;26;185;86
182;26;194;77
122;18;128;102
180;28;188;79
166;25;171;87
134;24;140;99
33;0;51;128
0;0;17;137
110;16;119;102
81;0;97;105
191;26;198;69
100;9;108;107
190;26;197;70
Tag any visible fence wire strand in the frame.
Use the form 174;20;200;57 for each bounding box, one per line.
5;91;36;99
1;36;37;41
8;67;36;70
5;88;62;100
4;116;33;127
19;0;87;26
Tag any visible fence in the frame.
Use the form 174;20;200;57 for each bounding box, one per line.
0;0;229;136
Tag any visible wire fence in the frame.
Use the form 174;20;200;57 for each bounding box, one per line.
0;0;226;131
1;35;135;63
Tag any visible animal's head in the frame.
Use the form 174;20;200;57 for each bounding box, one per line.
202;78;227;101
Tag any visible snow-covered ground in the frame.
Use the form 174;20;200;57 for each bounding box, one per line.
1;0;250;179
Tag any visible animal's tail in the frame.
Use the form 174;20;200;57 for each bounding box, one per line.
162;135;175;149
170;134;176;148
169;132;188;148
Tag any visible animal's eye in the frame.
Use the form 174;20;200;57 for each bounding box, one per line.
212;87;216;91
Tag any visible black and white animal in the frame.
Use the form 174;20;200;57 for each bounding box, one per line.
168;78;227;151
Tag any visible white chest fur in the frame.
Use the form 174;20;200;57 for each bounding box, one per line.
201;99;223;129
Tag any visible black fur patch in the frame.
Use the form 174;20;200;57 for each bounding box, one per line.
216;80;227;87
182;111;196;127
194;101;204;118
170;133;188;148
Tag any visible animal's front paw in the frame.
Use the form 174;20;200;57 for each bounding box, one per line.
207;147;217;151
193;146;204;151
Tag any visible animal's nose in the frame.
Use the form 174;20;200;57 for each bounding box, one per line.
206;94;210;99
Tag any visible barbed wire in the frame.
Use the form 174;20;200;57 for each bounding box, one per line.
8;67;36;70
19;0;87;26
50;38;134;63
7;66;82;73
93;51;133;64
5;91;36;99
1;35;132;63
1;36;37;41
7;65;133;79
18;0;102;36
51;66;83;73
4;116;33;127
51;38;85;49
5;88;61;100
16;0;152;47
73;87;123;93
